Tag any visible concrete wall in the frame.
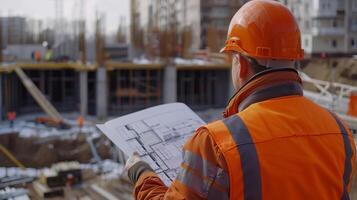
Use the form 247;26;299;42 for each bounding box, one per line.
311;35;345;53
4;44;47;61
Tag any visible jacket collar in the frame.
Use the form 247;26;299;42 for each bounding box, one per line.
223;68;303;118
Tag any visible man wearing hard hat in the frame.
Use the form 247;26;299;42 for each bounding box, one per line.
125;1;356;199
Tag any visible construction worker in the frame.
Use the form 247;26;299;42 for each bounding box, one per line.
124;1;356;199
7;111;16;128
348;92;357;117
77;116;84;133
35;51;41;62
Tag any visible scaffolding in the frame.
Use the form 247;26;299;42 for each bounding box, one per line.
201;0;243;51
108;67;162;115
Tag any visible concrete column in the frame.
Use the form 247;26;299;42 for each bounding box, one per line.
96;67;107;119
79;71;88;116
163;65;177;103
0;74;2;121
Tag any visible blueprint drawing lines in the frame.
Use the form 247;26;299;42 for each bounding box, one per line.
97;103;205;185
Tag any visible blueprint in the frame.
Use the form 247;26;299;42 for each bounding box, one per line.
97;103;205;185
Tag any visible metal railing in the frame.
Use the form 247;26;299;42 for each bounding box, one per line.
300;71;357;130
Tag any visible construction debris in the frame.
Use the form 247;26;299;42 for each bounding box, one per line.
39;162;82;188
0;176;34;189
33;180;64;198
0;159;130;200
0;132;110;168
0;187;29;200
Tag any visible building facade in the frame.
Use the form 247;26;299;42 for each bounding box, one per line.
0;17;27;48
280;0;357;56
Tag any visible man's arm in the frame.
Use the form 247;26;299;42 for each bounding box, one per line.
129;127;230;200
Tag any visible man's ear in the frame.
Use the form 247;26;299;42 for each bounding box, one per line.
239;55;249;79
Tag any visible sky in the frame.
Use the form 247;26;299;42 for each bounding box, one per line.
0;0;130;34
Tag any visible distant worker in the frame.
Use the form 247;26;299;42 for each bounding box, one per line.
7;111;16;128
45;46;53;61
124;1;356;199
77;116;84;133
31;51;35;61
35;51;41;62
348;92;357;117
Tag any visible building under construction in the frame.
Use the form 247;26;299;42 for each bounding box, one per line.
0;61;232;121
4;57;357;122
0;59;233;198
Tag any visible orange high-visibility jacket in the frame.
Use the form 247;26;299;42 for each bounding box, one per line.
133;69;356;200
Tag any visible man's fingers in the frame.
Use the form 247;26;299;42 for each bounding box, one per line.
124;152;142;171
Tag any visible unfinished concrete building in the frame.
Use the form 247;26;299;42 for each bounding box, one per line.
0;17;27;46
0;62;232;120
0;63;93;119
3;69;79;114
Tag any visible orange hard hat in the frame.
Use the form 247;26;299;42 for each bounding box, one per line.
221;0;304;60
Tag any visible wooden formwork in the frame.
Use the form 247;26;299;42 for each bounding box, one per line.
106;62;164;115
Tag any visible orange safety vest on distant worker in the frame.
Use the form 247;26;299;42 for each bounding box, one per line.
7;112;16;121
133;69;356;200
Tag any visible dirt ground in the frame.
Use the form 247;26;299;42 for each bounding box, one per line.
26;169;134;200
302;58;357;90
0;133;111;167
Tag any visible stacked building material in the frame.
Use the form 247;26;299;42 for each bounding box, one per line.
34;161;82;198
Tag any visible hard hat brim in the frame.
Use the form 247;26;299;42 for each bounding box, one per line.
220;44;245;54
221;44;304;60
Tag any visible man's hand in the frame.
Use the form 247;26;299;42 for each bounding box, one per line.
123;152;154;185
124;152;141;171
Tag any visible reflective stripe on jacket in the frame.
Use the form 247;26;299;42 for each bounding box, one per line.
133;69;356;200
